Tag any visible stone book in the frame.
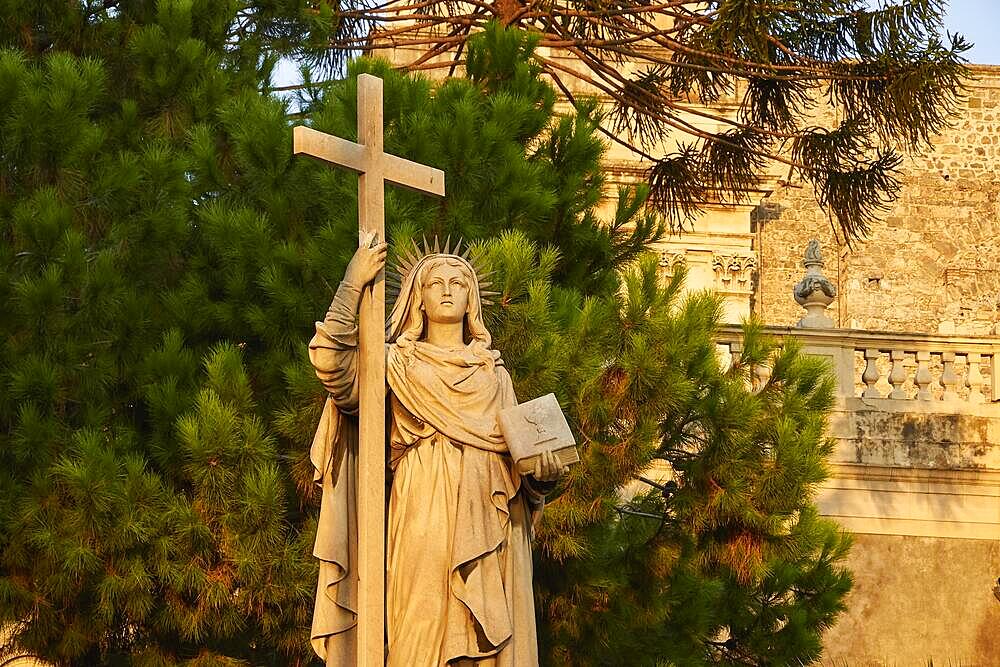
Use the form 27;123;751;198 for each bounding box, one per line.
498;393;579;475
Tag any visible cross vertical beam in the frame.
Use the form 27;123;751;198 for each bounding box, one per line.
293;73;445;667
355;74;387;667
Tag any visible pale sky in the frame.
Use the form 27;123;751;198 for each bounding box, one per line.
945;0;999;64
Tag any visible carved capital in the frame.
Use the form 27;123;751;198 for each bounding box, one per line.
712;252;757;293
658;251;687;279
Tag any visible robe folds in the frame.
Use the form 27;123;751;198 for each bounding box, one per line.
308;281;543;667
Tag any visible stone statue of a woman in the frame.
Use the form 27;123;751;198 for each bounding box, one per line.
307;238;565;666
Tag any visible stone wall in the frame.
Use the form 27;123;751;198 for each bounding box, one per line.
830;399;1000;471
822;533;1000;665
754;65;1000;335
751;195;844;327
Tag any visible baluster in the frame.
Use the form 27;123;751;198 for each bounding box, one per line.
729;341;752;389
754;361;772;391
862;348;883;398
966;352;985;404
729;341;742;362
914;350;934;400
717;343;733;373
941;351;959;401
992;353;1000;402
888;349;908;399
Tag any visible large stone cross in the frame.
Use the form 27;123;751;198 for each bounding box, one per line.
293;73;445;666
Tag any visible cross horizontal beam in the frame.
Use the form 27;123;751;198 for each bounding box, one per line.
293;126;445;196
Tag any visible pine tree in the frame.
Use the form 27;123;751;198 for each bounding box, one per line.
1;7;849;666
0;3;320;663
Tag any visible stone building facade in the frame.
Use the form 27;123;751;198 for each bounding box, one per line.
716;66;1000;665
597;63;1000;664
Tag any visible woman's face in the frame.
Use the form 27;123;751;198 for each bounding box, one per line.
421;262;470;325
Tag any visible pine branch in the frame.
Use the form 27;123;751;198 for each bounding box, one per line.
306;2;969;241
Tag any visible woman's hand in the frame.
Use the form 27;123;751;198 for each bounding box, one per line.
343;231;388;287
532;449;568;483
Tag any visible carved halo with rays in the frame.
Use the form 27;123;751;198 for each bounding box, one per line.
385;236;500;311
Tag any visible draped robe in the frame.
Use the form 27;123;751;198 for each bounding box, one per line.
307;280;543;666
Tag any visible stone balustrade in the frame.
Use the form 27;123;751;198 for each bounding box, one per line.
715;323;1000;533
716;325;1000;405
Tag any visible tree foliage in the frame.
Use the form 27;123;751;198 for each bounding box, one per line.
287;0;970;240
0;5;849;665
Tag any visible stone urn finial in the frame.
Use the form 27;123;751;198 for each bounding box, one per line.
793;240;837;328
